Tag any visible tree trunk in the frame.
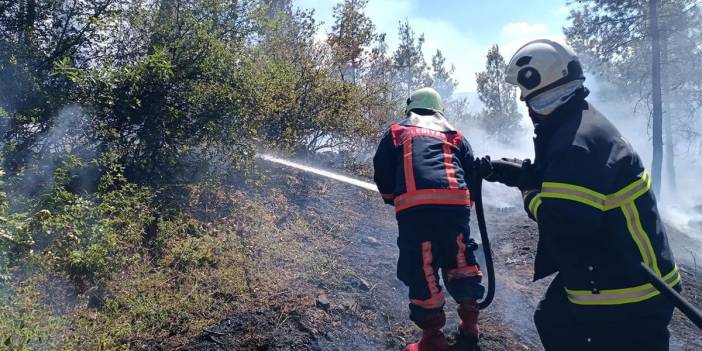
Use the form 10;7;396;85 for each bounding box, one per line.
664;109;676;196
649;0;664;198
662;37;677;198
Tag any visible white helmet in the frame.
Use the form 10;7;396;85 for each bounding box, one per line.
505;39;585;102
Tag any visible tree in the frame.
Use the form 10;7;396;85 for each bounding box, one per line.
431;49;458;100
0;0;125;174
650;0;664;196
658;2;702;194
475;45;521;141
85;0;261;183
356;32;402;150
327;0;376;83
392;20;430;98
565;0;702;197
444;97;477;126
253;2;374;155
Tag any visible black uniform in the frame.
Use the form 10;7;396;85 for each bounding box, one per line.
373;113;485;325
521;91;680;351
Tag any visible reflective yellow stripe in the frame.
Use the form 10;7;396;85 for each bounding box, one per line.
621;202;661;276
539;171;660;274
566;266;681;305
540;182;607;210
528;194;542;220
540;171;650;211
606;172;651;209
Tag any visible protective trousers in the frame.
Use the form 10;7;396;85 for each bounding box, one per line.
396;208;485;325
535;275;675;351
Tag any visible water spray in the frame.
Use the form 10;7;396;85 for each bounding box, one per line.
258;153;497;310
259;154;379;192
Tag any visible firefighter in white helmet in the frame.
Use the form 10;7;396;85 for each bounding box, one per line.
482;39;681;350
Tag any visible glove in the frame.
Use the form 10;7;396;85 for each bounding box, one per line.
515;159;540;190
485;157;524;187
481;157;539;190
475;156;495;180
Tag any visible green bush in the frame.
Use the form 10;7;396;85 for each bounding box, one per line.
0;283;67;351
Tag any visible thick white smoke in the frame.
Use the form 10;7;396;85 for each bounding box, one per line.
586;82;702;229
452;106;534;211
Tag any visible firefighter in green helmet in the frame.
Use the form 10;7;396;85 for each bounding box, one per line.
374;87;485;351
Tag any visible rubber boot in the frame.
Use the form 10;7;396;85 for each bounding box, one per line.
458;300;480;341
405;312;449;351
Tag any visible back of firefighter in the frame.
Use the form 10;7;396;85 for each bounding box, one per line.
373;87;485;351
484;39;680;351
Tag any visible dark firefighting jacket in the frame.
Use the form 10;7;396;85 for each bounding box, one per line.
522;92;680;308
373;112;474;215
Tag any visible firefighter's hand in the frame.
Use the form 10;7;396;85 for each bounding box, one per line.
476;156;495;180
487;158;524;187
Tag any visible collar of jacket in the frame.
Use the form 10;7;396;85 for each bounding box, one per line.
398;112;457;132
533;87;590;142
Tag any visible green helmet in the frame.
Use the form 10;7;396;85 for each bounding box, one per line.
405;87;444;115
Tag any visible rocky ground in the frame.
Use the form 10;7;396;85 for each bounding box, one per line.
179;163;702;351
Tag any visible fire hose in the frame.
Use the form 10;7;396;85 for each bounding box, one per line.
640;263;702;330
472;175;495;310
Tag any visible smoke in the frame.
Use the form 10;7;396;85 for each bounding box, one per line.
9;104;100;202
450;82;702;258
450;104;534;211
586;86;702;251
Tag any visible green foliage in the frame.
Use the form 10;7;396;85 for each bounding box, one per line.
328;0;376;83
475;45;522;142
0;0;122;174
565;0;700;93
51;58;80;83
0;283;67;351
4;161;152;287
393;20;431;98
565;0;702;193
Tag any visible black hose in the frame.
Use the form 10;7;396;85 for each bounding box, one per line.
473;177;495;310
640;263;702;330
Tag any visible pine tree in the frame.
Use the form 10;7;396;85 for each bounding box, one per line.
475;45;521;142
327;0;376;83
365;33;398;126
565;0;702;197
431;49;458;101
392;20;430;98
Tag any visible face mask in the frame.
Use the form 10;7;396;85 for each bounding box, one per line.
527;80;585;116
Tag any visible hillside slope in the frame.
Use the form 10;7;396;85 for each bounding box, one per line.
177;162;702;351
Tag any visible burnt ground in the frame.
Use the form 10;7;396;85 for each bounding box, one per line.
179;164;702;351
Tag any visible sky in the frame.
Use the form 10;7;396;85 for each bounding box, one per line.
293;0;571;92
